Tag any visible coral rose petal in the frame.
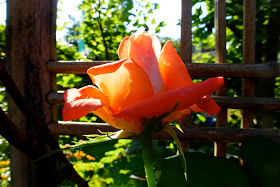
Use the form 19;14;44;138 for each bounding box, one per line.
115;117;144;134
119;32;165;93
94;106;144;133
158;41;193;90
93;106;121;130
64;88;81;103
175;109;192;120
64;85;109;105
189;103;204;113
62;99;106;121
116;77;224;117
118;36;130;59
87;60;124;82
88;57;154;112
196;96;221;115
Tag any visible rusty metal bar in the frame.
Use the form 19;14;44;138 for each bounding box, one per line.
180;0;193;152
242;0;256;128
47;91;280;110
50;4;58;122
214;0;228;157
47;61;280;78
181;0;192;64
47;122;280;143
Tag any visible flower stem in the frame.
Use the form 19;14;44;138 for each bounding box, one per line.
139;133;157;187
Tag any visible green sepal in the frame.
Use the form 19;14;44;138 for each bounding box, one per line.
141;102;180;136
109;130;135;139
163;125;187;180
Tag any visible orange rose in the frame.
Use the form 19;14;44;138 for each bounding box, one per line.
62;32;224;133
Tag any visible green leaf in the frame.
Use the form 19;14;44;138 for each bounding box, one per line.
148;9;153;14
155;154;187;187
240;136;280;187
163;125;187;179
144;16;148;22
124;140;142;155
154;3;160;9
155;152;254;187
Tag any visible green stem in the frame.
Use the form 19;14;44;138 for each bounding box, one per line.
139;133;157;187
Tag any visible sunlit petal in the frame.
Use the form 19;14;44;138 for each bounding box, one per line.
62;99;106;121
118;36;130;59
64;85;109;105
94;106;143;133
87;59;124;81
88;57;154;112
64;88;81;103
117;77;224;117
158;40;193;90
119;32;165;93
115;117;144;134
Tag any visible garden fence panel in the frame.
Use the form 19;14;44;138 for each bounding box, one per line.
44;0;280;157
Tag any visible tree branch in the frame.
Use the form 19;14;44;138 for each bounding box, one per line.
96;0;109;60
0;107;57;186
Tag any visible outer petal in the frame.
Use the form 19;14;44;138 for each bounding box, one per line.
162;109;191;127
118;36;130;59
161;109;191;125
116;77;224;117
64;85;109;105
62;99;105;121
118;32;165;94
189;96;220;115
158;41;193;90
94;106;144;133
88;58;154;112
189;103;204;113
196;96;221;115
162;111;179;124
115;117;144;134
175;109;192;120
63;86;110;121
87;59;124;78
64;88;82;103
159;41;222;115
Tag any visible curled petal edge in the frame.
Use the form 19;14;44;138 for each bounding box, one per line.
114;77;224;118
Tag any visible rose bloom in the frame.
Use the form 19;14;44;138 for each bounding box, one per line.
62;32;224;133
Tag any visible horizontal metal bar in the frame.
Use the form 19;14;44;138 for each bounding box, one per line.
48;122;280;143
47;61;280;78
47;91;280;110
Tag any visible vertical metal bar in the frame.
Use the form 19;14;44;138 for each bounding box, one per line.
214;0;228;157
180;0;192;152
242;0;256;128
50;3;58;122
181;0;192;64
